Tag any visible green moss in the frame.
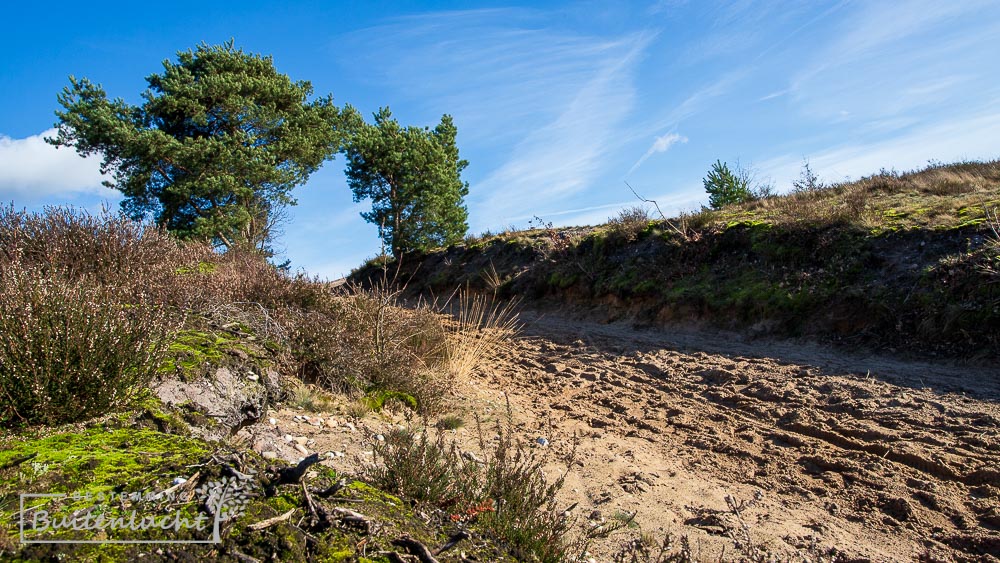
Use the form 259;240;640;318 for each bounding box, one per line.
954;217;986;229
726;218;770;229
547;270;578;289
345;480;403;507
125;396;192;435
158;330;227;378
0;426;212;556
363;389;418;412
157;329;266;380
0;428;209;496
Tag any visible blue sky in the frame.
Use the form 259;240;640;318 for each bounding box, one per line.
2;1;999;278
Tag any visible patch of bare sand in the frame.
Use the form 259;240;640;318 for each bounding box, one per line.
239;311;1000;561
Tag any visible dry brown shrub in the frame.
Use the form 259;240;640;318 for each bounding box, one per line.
0;204;187;294
916;170;980;195
287;280;450;412
607;206;652;242
0;207;182;427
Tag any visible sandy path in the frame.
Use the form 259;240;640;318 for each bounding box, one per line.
489;312;1000;561
247;311;1000;561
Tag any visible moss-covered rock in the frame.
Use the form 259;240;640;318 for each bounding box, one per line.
0;425;518;562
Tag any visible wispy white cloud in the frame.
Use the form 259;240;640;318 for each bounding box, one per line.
757;89;789;102
640;69;747;137
340;9;655;230
471;33;650;225
0;129;114;201
789;0;1000;122
342;9;645;145
627;132;688;175
810;0;990;69
507;199;636;227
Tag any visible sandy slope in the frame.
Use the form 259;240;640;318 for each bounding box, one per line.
245;310;1000;561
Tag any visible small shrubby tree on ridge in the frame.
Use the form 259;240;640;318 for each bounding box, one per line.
704;160;755;209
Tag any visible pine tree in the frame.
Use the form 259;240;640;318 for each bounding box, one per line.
344;108;469;257
48;41;355;253
704;160;754;209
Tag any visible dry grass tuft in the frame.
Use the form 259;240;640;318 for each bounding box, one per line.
439;289;521;384
607;206;653;242
288;382;335;412
288;278;518;415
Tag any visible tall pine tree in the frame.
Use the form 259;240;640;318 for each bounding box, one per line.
344;108;469;257
48;41;355;253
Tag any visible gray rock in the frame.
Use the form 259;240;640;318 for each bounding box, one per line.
155;367;281;441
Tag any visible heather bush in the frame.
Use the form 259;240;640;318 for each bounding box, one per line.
365;402;573;561
0;264;177;426
0;205;519;427
0;205;174;276
607;206;652;242
0;207;185;426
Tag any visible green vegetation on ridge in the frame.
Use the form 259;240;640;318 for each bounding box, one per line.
355;159;1000;358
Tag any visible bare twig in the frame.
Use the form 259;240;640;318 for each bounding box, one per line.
302;481;320;520
0;452;37;471
434;529;470;555
331;506;369;519
159;470;201;497
624;181;688;239
332;507;371;533
248;508;296;531
233;551;263;563
724;495;753;549
275;453;321;485
313;478;348;498
392;536;440;563
983;201;1000;241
